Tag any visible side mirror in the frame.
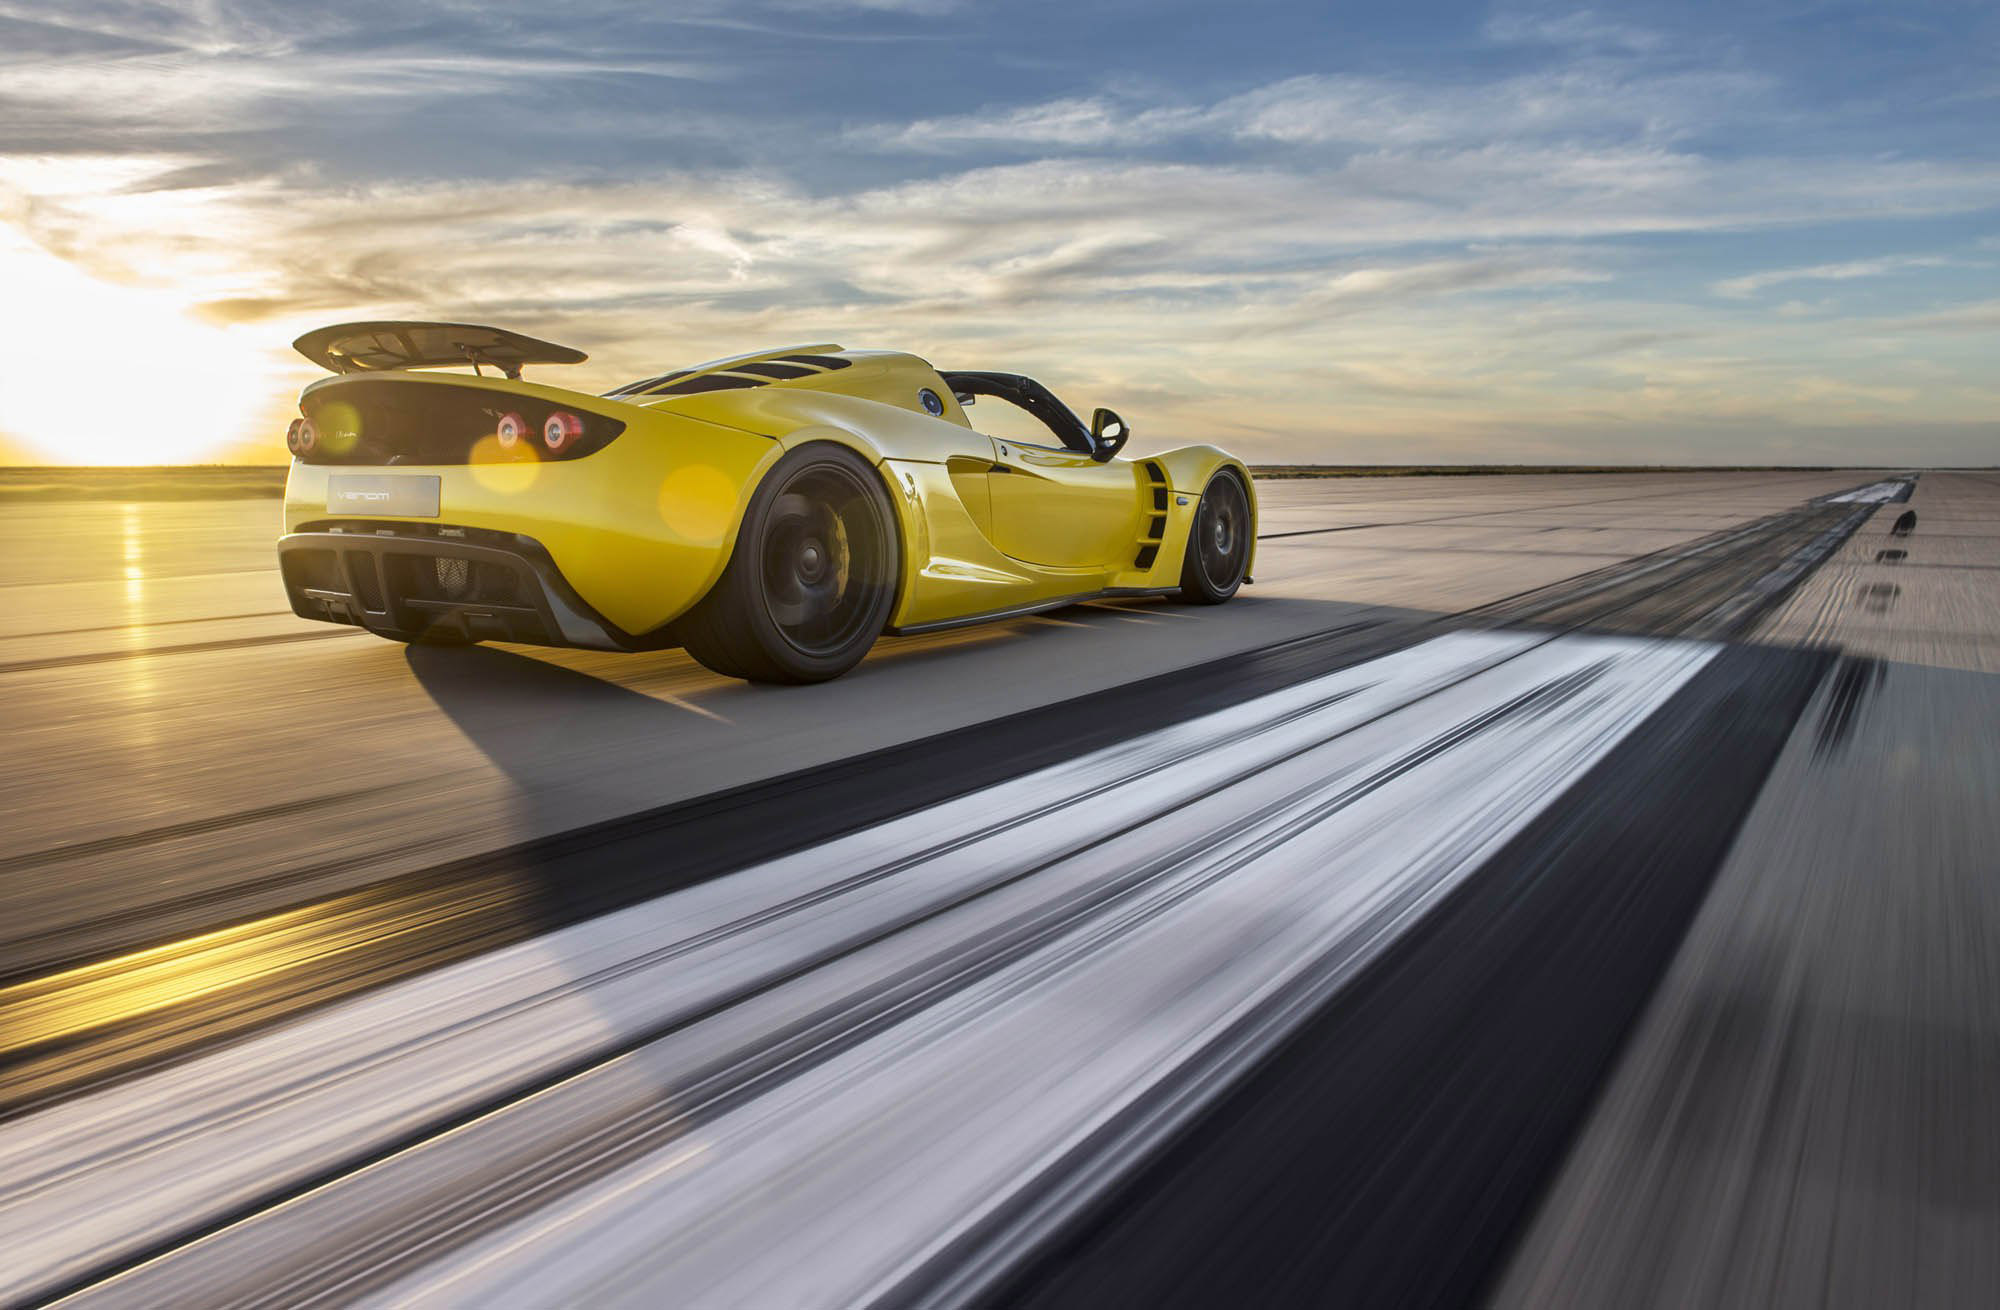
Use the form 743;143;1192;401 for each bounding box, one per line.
1090;407;1130;461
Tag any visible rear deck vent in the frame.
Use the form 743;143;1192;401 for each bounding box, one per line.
729;361;817;380
649;373;765;396
604;369;690;397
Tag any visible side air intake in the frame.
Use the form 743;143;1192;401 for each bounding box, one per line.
1134;461;1169;569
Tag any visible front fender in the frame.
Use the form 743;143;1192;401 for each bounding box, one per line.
1131;444;1258;584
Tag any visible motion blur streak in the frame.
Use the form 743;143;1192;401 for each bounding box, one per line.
1;903;358;1047
0;874;531;1110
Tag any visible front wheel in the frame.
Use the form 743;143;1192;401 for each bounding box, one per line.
677;444;900;684
1176;469;1252;604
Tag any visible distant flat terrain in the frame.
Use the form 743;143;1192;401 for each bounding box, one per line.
0;466;288;502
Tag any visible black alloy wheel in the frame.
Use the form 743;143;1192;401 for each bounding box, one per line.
1177;469;1252;604
677;444;899;683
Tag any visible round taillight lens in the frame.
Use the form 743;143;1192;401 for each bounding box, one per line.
295;419;317;453
496;412;528;448
285;418;303;454
543;411;583;452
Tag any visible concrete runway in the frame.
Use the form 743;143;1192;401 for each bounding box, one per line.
0;468;1868;970
1758;470;2000;673
1500;473;2000;1308
2;468;1994;1308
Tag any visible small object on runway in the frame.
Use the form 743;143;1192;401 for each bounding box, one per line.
1890;509;1917;536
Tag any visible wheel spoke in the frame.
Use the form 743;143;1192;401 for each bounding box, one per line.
1196;476;1248;591
770;492;814;526
757;461;889;657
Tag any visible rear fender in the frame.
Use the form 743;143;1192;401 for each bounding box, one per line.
769;427;925;630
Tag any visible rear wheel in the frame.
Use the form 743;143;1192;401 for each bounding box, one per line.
677;444;899;684
1176;469;1252;604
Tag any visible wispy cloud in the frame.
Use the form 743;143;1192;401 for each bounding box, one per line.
1484;8;1665;54
1884;298;2000;332
861;63;1769;154
1712;255;1955;298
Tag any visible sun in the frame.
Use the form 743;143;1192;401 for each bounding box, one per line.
0;226;279;465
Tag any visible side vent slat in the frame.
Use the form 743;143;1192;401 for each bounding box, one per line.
1135;462;1171;568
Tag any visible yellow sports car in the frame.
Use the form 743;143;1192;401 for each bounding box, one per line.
278;321;1255;682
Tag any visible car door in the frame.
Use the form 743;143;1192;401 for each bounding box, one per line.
985;436;1144;570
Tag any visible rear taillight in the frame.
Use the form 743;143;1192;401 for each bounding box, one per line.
295;419;317;454
543;411;583;452
496;412;528;449
285;419;303;455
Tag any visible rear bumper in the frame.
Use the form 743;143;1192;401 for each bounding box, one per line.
278;526;660;650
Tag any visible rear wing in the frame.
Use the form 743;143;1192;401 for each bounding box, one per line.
293;321;587;378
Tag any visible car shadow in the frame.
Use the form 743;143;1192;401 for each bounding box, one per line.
402;641;733;926
401;591;1402;929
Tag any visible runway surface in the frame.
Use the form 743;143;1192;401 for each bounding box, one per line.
1;468;1994;1307
0;468;1873;972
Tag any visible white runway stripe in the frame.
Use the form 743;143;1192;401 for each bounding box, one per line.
1825;480;1910;504
8;631;1713;1307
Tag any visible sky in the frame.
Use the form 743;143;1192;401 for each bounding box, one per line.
0;0;1995;466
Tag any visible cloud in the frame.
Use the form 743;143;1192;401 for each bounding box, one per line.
1;0;1995;465
0;10;179;58
863;98;1193;151
765;0;965;12
1883;298;2000;331
6;138;1997;460
1484;8;1665;54
1712;255;1954;297
862;64;1769;155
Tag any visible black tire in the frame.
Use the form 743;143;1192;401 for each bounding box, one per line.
1176;468;1252;604
677;444;900;684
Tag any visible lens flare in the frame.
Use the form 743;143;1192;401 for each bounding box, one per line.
312;401;358;456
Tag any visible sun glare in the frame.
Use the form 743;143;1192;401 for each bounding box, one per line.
0;226;276;465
